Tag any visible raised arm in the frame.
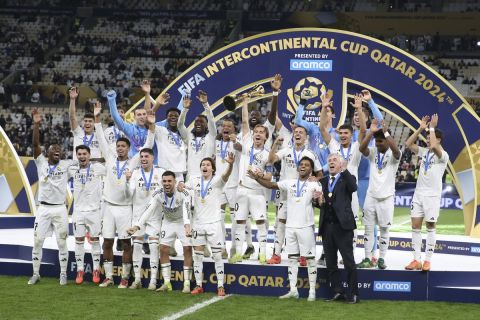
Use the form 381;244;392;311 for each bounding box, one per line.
32;109;42;159
360;118;380;157
68;87;79;130
294;96;318;135
405;115;429;154
152;92;171;114
221;152;235;182
198;91;217;140
141;79;155;115
353;93;367;143
268;137;282;164
267;74;282;126
362;90;383;122
107;90;129;135
342;169;358;193
319;92;333;145
382;121;401;160
240;94;250;137
428;113;442;158
93;102;112;157
177;95;192;141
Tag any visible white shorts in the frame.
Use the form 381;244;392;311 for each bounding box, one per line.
352;191;360;220
363;195;394;227
192;221;224;248
34;204;68;241
73;208;102;238
285;226;316;258
235;186;267;221
161;219;191;247
102;202;133;239
411;193;440;222
132;211;161;237
220;187;237;209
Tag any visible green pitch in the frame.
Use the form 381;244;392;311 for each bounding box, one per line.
1;276;479;320
225;206;465;235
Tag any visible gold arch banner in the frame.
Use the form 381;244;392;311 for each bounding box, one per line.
126;28;479;237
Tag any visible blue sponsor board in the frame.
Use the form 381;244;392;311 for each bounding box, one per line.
289;59;333;71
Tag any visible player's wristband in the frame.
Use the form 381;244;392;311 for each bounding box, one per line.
272;91;279;96
429;127;434;132
384;131;390;138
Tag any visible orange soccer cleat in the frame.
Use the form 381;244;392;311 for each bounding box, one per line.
267;254;281;264
191;286;204;295
298;256;307;267
92;269;101;284
405;260;422;271
422;261;431;272
75;271;85;284
217;286;226;297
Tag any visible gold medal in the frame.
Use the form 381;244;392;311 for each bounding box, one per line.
378;169;383;174
201;198;205;204
116;179;122;185
222;159;226;164
248;165;253;171
328;192;332;197
295;198;301;203
43;176;48;182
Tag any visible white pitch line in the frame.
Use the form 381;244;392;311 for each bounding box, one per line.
160;294;231;320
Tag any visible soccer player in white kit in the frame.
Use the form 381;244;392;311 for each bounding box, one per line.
178;90;216;182
250;157;322;301
68;87;102;160
125;148;164;290
104;103;125;154
186;154;235;296
322;94;366;254
404;114;448;271
28;109;74;285
358;119;401;269
128;171;193;293
229;95;272;265
215;118;241;258
266;126;321;264
93;104;155;288
69;145;106;285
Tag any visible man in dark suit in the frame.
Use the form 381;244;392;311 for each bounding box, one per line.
315;153;359;303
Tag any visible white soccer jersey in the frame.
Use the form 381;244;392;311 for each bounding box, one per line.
35;155;74;204
238;132;270;190
72;126;101;160
415;147;449;196
126;166;165;215
104;125;125;154
179;105;216;180
154;126;187;173
186;175;225;225
68;162;106;211
366;147;401;199
215;139;240;188
328;140;362;178
94;123;154;205
277;179;322;228
276;145;320;180
136;189;191;226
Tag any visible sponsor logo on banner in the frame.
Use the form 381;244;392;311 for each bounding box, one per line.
471;247;480;253
289;59;333;71
373;281;411;292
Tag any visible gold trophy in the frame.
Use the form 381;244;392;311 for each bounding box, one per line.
223;84;266;111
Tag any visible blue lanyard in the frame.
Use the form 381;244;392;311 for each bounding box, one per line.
194;137;203;152
220;140;230;159
249;145;263;165
47;163;58;178
116;159;128;179
80;163;91;186
340;144;352;162
200;177;213;200
377;152;386;170
141;167;154;191
293;146;305;167
168;129;182;148
424;151;434;173
296;178;307;197
132;126;147;150
164;192;175;208
113;126;120;140
328;174;341;194
83;134;94;147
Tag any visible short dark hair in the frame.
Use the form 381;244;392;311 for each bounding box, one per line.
338;124;353;133
200;157;216;175
434;128;444;142
166;107;180;117
373;129;391;140
299;156;314;170
223;118;237;126
197;114;208;122
84;113;95;120
140;147;154;156
162;170;176;179
75;145;91;154
134;107;146;115
117;137;131;147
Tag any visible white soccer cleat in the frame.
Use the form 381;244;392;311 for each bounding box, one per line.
28;274;40;285
148;281;157;291
99;278;114;287
59;273;67;285
279;290;299;299
156;282;172;292
308;290;316;302
182;281;191;294
118;278;129;289
129;280;142;289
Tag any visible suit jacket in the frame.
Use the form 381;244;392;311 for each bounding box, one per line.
317;169;358;232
